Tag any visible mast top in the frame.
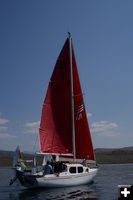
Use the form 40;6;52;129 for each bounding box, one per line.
68;32;71;39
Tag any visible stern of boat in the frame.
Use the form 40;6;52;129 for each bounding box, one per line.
15;169;39;188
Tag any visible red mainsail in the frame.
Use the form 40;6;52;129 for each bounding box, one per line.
39;38;72;154
39;36;94;160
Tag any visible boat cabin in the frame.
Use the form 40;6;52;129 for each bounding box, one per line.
41;162;89;176
61;163;89;175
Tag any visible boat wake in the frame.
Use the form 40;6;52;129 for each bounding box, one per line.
17;184;98;200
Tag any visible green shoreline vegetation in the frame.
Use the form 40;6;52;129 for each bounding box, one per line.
0;147;133;166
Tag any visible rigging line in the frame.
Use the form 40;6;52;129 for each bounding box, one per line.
32;133;39;153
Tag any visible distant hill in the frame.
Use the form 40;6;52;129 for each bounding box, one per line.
0;147;133;166
0;150;14;156
0;150;43;167
94;146;133;164
120;146;133;151
95;146;133;152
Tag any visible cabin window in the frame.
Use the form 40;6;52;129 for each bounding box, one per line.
69;167;76;174
78;167;83;173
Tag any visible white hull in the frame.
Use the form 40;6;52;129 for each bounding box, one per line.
15;161;98;188
36;168;98;188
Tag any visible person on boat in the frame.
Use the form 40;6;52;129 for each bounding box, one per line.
17;158;27;170
50;155;57;173
9;158;27;185
50;155;56;166
82;155;90;167
9;172;18;185
43;161;53;175
52;155;56;162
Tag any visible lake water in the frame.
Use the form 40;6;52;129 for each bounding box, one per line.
0;164;133;200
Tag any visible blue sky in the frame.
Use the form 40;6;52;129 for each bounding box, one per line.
0;0;133;151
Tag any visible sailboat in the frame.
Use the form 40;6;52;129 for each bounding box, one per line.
12;33;98;188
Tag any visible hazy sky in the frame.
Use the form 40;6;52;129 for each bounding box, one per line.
0;0;133;151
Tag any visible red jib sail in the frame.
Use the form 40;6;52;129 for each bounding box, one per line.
39;36;94;160
72;47;94;160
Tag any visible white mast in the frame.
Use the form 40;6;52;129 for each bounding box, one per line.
68;32;76;161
